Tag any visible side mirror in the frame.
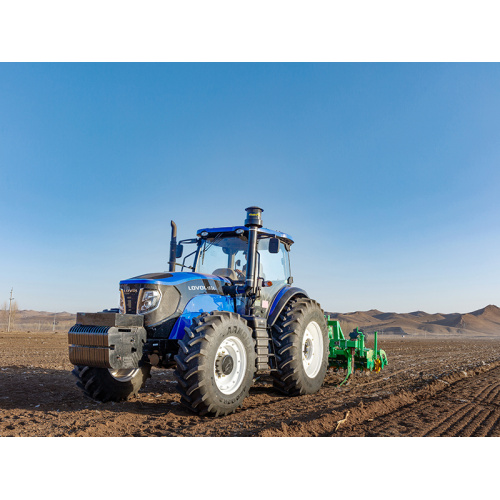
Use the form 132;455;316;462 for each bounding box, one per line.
176;244;184;258
269;237;280;254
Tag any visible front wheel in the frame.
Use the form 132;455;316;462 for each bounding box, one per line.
271;298;329;396
72;365;151;402
174;311;256;417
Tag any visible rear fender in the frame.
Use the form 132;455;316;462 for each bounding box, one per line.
267;287;309;327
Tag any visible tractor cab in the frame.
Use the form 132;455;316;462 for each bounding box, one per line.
192;226;293;315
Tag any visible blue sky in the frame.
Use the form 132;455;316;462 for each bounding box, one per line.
0;63;498;314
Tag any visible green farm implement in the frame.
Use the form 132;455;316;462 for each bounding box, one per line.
327;317;388;385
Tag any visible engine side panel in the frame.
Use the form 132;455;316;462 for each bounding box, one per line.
168;294;239;340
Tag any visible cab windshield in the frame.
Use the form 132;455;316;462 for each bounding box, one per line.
195;236;248;281
195;234;291;288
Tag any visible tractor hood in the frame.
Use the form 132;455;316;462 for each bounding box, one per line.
119;271;231;338
120;271;230;287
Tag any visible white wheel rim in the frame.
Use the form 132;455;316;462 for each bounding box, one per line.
108;368;140;382
214;336;247;395
302;321;323;378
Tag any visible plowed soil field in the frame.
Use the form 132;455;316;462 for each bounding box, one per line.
1;331;500;437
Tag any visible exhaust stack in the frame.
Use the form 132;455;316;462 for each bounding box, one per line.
169;220;177;272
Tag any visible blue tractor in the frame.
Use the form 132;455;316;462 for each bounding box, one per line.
68;207;331;416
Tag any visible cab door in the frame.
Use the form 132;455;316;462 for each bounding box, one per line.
256;238;291;317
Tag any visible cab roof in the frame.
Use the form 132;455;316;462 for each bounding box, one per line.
196;226;294;245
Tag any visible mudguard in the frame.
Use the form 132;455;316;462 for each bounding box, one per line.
267;286;309;327
168;294;242;339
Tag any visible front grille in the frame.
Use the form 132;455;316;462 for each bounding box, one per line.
122;288;140;314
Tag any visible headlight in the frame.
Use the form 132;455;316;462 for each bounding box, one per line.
119;290;125;313
137;289;161;314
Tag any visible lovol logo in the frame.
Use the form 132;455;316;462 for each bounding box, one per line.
188;285;217;292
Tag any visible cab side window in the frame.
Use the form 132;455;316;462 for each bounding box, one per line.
258;239;289;281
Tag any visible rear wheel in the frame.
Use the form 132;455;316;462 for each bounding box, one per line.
72;365;151;402
271;297;329;395
174;311;256;416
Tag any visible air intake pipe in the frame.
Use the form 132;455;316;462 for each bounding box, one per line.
244;206;263;296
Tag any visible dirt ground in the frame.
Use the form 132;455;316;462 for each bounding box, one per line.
1;331;500;437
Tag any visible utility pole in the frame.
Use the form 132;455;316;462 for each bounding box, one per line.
53;314;56;332
7;288;14;333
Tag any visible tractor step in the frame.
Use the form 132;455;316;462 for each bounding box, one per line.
244;316;271;371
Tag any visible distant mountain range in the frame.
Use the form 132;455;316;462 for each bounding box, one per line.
0;310;76;332
2;305;500;336
326;305;500;336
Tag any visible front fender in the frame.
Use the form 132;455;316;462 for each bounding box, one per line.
168;294;242;340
